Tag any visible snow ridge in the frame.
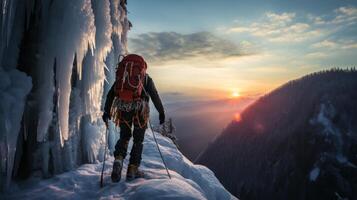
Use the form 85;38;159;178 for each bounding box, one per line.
2;129;236;200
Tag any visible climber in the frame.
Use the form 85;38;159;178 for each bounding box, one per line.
102;54;165;182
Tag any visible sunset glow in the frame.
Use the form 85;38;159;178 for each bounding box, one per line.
231;91;240;98
234;113;242;122
129;1;357;101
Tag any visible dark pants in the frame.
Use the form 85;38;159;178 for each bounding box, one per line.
113;109;148;166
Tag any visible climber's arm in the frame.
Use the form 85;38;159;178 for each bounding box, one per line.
146;76;165;124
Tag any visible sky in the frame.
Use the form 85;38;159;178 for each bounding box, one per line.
127;0;357;101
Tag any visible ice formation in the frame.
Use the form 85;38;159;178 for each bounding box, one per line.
0;0;129;190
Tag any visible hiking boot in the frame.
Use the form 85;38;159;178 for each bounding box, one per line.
126;164;144;181
111;156;123;182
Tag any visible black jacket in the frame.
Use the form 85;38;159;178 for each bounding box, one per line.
104;75;165;115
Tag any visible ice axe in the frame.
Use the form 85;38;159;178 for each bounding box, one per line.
149;120;171;179
100;122;109;187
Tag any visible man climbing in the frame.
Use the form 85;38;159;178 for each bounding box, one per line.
102;54;165;182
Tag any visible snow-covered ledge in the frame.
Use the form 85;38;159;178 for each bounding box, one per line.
3;129;237;200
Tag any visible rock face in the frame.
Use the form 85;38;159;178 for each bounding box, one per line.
198;69;357;200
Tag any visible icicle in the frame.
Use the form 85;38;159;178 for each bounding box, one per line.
2;0;129;188
0;67;32;190
25;0;35;29
5;0;18;47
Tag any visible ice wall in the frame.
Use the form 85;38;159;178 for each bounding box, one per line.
0;0;129;191
0;68;32;191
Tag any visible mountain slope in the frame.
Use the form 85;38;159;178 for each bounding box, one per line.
2;129;236;200
198;69;357;200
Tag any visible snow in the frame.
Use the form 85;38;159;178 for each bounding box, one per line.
310;103;346;164
82;117;107;163
0;68;32;190
308;102;357;181
316;103;337;136
2;129;236;200
309;167;320;181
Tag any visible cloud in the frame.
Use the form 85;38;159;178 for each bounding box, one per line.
332;7;357;25
341;42;357;49
308;38;357;60
228;12;322;43
129;32;245;64
305;52;328;59
312;40;338;48
307;7;357;27
265;12;295;24
228;6;357;44
312;39;357;50
307;15;327;25
307;6;357;53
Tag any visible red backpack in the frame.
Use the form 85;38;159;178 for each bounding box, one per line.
114;54;147;101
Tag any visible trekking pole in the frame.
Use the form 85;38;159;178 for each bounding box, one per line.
100;123;109;187
149;121;171;179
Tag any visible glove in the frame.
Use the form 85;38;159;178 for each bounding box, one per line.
102;112;111;124
159;112;165;125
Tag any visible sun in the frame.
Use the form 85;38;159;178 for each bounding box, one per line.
231;91;240;98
